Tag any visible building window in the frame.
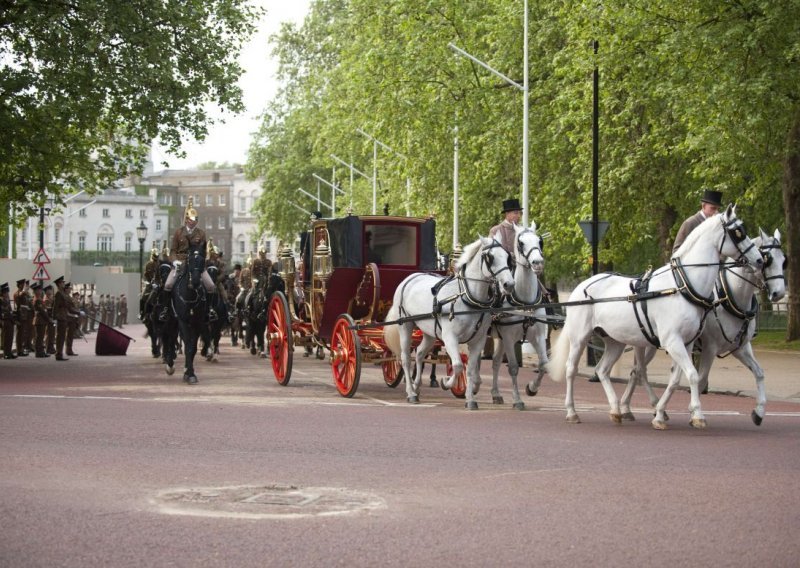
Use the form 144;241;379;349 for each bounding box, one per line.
180;194;187;206
239;240;245;254
251;241;257;253
239;196;247;214
140;209;146;219
103;208;110;218
54;226;61;243
21;228;27;243
195;195;201;208
98;235;112;251
156;219;162;231
206;194;213;207
125;209;132;218
78;234;86;251
206;218;213;230
219;193;227;206
79;208;87;218
218;216;226;229
218;238;224;251
159;193;172;206
125;235;132;253
265;241;271;255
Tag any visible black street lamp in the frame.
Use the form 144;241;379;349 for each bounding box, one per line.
136;220;148;285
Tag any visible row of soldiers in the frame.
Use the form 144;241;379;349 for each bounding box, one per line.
1;278;129;360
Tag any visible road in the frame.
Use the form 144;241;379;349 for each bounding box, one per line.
1;323;799;567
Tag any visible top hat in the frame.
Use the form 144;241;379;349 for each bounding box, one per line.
0;282;8;294
501;198;523;213
701;190;723;207
311;211;323;220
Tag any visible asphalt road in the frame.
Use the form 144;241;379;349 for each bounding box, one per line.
1;323;799;567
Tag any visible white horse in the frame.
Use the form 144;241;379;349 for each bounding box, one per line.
489;223;549;410
549;204;763;429
621;228;786;426
384;236;515;408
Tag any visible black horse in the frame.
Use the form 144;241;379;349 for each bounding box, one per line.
200;265;229;362
170;246;208;384
244;272;285;357
140;279;162;359
155;262;180;375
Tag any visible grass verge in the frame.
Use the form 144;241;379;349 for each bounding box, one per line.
752;330;800;352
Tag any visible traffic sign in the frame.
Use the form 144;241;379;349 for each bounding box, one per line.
32;264;51;281
33;248;51;264
578;220;610;247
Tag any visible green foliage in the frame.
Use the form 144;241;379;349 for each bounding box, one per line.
1;0;262;213
247;0;797;285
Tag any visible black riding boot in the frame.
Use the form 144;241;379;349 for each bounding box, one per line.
158;289;171;322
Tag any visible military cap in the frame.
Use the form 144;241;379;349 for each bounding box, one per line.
0;282;8;294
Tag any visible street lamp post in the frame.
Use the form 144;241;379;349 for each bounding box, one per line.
136;221;148;287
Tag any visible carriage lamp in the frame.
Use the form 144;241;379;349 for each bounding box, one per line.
136;220;148;289
279;244;296;285
314;238;332;280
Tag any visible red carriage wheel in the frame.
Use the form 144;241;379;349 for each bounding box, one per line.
267;292;293;386
331;314;362;398
382;349;403;388
445;353;468;399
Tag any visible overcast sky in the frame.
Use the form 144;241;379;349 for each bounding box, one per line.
152;0;311;170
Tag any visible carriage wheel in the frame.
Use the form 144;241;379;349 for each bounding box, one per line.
382;349;403;388
331;314;362;398
267;292;293;386
446;353;468;399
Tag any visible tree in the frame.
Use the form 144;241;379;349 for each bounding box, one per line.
0;0;261;214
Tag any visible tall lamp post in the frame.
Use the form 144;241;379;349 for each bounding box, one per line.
136;221;148;287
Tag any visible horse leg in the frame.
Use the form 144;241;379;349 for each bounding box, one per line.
463;334;486;411
428;346;439;387
593;339;625;423
399;323;418;403
655;340;703;429
729;343;766;425
621;345;646;420
490;335;505;405
563;331;591;424
183;327;199;385
413;334;436;400
525;320;549;396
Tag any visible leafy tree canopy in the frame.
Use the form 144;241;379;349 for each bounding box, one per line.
1;0;262;214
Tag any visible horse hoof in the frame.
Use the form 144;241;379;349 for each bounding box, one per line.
492;396;504;405
610;413;623;424
259;352;266;359
565;415;581;424
751;410;763;426
465;401;479;410
690;418;707;429
512;401;525;411
212;355;218;363
429;378;439;388
186;375;198;385
621;412;636;421
250;347;257;355
165;365;175;376
205;355;213;362
408;395;419;404
440;380;449;391
525;384;538;397
652;419;668;430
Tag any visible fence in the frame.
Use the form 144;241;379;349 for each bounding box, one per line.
71;251;143;273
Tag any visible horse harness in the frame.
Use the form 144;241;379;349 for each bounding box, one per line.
396;239;510;343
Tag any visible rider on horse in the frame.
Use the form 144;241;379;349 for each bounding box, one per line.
160;198;218;321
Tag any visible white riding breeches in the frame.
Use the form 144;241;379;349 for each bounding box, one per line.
164;265;216;293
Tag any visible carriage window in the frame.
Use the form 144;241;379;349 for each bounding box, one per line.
364;224;417;266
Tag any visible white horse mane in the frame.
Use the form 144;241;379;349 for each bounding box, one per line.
672;212;724;259
454;238;484;270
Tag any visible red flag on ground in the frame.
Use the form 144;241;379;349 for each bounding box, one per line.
95;322;134;355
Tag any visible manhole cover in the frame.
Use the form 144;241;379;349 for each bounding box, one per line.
152;484;385;519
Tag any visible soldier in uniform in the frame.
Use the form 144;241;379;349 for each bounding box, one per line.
31;282;51;358
86;293;96;333
80;292;88;334
227;263;242;346
65;283;80;356
1;282;16;359
43;285;56;354
13;279;32;357
252;245;272;285
52;276;70;361
140;242;159;319
160;198;216;320
118;294;128;327
205;241;227;300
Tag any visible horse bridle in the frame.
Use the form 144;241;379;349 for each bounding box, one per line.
760;239;786;284
479;239;512;281
515;229;543;269
720;216;758;264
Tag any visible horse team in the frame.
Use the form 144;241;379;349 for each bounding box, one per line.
142;206;787;431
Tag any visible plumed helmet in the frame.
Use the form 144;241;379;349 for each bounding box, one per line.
184;196;198;221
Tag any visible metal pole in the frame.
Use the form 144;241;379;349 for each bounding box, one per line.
453;125;459;251
139;241;144;287
332;166;336;218
372;140;377;215
592;39;599;277
39;206;45;250
522;0;529;226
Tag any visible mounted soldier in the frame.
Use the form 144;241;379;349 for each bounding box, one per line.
160;197;216;321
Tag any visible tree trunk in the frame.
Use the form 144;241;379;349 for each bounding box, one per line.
658;204;678;265
782;109;800;341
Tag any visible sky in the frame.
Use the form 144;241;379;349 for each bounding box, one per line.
151;0;311;170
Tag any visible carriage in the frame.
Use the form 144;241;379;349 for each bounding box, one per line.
266;214;468;398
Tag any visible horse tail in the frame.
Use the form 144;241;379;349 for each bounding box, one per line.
548;324;571;383
383;303;401;356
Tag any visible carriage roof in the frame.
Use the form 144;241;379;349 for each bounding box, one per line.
305;214;438;271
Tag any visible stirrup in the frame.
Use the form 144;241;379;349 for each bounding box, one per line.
158;308;169;322
209;309;218;322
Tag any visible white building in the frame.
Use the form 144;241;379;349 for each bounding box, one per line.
231;173;279;266
16;187;166;262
